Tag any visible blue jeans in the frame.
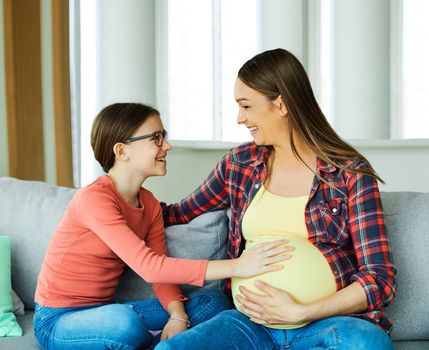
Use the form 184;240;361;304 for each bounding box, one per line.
155;309;395;350
33;289;232;350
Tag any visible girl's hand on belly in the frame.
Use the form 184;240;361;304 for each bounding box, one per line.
232;240;294;278
236;280;307;326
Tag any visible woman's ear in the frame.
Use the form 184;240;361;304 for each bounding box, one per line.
278;95;288;117
274;95;288;117
113;143;128;161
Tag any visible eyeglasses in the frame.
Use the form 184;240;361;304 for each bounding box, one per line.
126;130;167;147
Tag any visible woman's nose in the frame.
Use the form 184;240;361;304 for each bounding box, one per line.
237;110;247;124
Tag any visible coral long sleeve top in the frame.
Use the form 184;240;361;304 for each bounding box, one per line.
35;175;208;309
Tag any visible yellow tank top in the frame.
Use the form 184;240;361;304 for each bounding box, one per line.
231;185;336;329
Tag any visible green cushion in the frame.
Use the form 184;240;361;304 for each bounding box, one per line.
0;236;22;337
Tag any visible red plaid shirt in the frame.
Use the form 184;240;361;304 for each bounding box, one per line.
163;142;397;332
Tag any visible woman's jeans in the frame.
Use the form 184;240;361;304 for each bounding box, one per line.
33;289;232;350
155;309;395;350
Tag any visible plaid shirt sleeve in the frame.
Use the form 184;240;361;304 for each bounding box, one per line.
162;153;230;226
347;171;397;311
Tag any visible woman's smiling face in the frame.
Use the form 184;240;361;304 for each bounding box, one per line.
234;78;288;146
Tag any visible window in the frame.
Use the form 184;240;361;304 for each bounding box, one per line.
401;0;429;138
73;0;429;185
158;0;258;142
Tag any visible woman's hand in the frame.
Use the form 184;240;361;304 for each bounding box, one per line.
160;317;189;341
235;280;307;325
232;240;293;278
237;280;368;326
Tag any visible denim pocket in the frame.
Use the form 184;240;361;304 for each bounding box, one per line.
34;304;57;322
318;198;349;245
34;303;75;322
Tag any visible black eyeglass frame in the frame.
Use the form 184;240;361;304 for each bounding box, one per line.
125;130;168;147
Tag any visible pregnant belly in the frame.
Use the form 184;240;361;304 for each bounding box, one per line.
231;235;337;329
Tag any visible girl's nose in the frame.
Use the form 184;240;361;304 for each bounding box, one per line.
162;139;172;151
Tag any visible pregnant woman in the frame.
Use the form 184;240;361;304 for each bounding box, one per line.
156;48;397;349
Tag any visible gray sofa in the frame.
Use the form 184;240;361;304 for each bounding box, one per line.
0;177;428;349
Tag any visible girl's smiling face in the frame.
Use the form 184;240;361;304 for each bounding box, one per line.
123;114;172;178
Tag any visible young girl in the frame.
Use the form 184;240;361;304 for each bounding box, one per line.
33;103;291;350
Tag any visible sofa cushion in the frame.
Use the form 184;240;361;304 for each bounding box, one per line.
0;177;76;310
115;209;229;301
1;313;39;349
0;236;23;336
395;341;429;350
12;289;25;316
381;192;429;341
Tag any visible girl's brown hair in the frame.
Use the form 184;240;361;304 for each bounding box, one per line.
91;103;159;172
238;48;383;183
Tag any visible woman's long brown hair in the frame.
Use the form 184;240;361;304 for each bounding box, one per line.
238;48;384;184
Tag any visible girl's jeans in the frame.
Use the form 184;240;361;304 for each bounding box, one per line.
155;309;395;350
33;289;232;350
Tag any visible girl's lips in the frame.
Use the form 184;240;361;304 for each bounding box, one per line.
156;155;167;162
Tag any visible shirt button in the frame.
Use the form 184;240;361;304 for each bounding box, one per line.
332;208;338;213
255;183;260;189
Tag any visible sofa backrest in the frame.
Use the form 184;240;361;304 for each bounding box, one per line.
381;191;429;342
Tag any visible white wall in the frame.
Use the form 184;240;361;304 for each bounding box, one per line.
98;0;156;108
334;0;391;139
260;0;305;60
355;140;429;193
